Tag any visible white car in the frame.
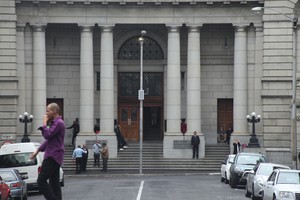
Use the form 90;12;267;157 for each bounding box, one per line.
244;163;290;200
221;154;235;184
262;169;300;200
0;142;64;191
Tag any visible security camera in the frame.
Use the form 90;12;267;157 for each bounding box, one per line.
141;30;146;35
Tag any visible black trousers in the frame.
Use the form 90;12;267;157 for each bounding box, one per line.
75;157;83;173
94;153;100;167
192;145;199;159
102;158;108;172
37;158;61;200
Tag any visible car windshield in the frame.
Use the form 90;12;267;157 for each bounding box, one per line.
257;165;289;176
236;155;265;165
0;171;17;182
229;156;235;163
0;153;37;168
277;172;300;184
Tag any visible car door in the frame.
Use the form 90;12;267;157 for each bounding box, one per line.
221;156;228;178
263;171;277;200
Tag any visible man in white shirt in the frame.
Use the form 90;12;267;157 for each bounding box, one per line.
92;141;101;167
72;145;86;174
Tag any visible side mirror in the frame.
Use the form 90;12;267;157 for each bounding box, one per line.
267;181;274;186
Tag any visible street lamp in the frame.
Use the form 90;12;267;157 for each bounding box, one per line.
252;6;298;167
19;112;33;143
138;30;146;175
247;112;261;148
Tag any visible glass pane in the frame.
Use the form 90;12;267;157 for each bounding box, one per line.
121;109;128;122
131;108;137;121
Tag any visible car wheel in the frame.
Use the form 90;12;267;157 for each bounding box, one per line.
230;177;237;188
252;184;257;200
225;173;229;184
245;183;251;197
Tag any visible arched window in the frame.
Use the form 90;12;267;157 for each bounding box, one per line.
118;36;163;59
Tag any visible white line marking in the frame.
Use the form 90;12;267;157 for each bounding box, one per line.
136;180;144;200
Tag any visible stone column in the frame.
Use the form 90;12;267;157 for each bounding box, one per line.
100;26;117;157
186;26;205;158
166;26;181;134
79;26;94;134
32;25;47;132
187;26;201;133
164;25;183;158
233;26;248;134
16;25;26;139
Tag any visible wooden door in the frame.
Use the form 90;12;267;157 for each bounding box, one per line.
217;99;233;132
119;106;139;141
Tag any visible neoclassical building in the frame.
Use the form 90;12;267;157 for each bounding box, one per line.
1;0;299;165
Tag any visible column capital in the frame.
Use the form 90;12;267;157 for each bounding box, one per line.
16;26;25;32
79;26;94;32
254;26;263;32
234;26;247;32
100;25;114;33
187;25;202;32
166;25;181;33
31;25;47;32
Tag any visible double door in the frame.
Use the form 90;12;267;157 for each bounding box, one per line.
119;106;139;141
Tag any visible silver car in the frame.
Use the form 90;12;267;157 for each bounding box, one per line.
243;163;290;200
262;169;300;200
0;169;28;200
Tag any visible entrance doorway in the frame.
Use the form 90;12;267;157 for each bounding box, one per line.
143;106;162;141
217;98;233;134
119;106;139;141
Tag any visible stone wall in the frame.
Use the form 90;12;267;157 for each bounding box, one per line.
0;0;18;143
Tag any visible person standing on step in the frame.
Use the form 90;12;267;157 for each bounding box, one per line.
66;118;80;146
72;145;86;174
191;131;200;159
114;119;128;151
92;140;101;167
81;144;88;172
101;143;109;172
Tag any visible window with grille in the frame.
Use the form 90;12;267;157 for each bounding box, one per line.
119;73;162;96
118;37;163;60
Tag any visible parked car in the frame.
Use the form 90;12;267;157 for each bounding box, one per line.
0;142;64;191
243;163;290;200
221;154;235;184
262;169;300;200
0;169;27;200
0;176;11;200
229;152;267;188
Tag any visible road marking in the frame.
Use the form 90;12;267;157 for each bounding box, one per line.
136;180;144;200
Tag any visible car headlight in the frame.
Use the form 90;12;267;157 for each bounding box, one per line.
257;178;264;187
279;191;294;199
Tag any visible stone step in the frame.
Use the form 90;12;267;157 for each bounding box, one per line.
63;141;229;174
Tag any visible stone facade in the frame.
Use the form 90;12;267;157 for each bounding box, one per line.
0;0;299;165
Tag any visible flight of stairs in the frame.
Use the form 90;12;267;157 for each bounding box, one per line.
62;141;229;174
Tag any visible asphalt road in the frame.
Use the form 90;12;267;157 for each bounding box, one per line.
28;174;249;200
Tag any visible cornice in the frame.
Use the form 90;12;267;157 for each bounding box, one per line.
16;0;264;6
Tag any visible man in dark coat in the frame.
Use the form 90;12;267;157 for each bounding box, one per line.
191;131;200;159
67;118;80;146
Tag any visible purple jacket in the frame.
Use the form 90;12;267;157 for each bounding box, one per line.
38;116;65;165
